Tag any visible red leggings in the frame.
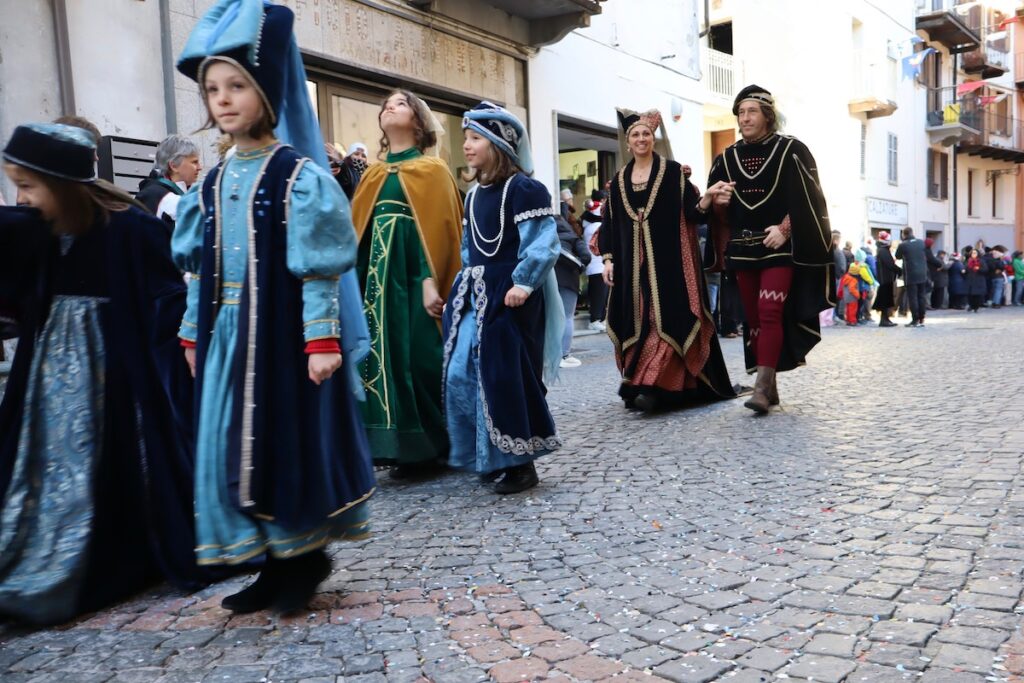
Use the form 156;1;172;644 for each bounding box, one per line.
845;302;858;325
736;266;794;369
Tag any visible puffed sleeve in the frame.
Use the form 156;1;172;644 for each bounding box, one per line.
509;177;559;294
170;184;204;344
286;161;357;346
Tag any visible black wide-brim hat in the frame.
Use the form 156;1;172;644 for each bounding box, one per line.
733;84;774;115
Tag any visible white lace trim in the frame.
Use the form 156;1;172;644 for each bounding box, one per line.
442;266;561;456
513;206;555;224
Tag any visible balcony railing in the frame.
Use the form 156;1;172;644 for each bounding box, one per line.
702;47;739;102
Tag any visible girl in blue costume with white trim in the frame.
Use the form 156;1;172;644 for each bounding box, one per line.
442;102;563;494
174;0;375;615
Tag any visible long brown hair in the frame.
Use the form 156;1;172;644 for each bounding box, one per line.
460;138;521;187
377;89;438;160
33;170;143;234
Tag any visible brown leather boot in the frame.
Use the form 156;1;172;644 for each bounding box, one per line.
743;366;775;414
769;373;779;406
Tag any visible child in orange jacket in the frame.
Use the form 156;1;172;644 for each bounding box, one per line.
839;262;861;326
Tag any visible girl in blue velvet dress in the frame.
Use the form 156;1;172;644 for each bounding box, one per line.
442;102;563;494
0;124;207;624
174;0;375;615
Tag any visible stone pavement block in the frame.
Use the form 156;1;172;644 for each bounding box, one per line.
200;665;269;683
591;632;648;657
918;669;988;683
555;654;626;680
864;643;927;670
965;578;1023;598
653;654;733;683
736;647;792;672
931;625;1008;649
955;591;1018;611
847;581;902;600
803;633;857;657
828;595;896;618
531;639;589;663
847;663;918;682
660;631;716;653
868;620;937;647
929;643;996;673
892;603;952;624
487;656;549;683
783;654;856;683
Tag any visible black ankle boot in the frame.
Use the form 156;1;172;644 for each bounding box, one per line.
479;469;503;484
221;559;282;613
494;462;539;494
272;549;332;615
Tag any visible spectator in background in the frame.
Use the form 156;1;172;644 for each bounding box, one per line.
53;115;101;147
948;252;967;310
832;231;846;320
136;134;202;228
326;141;368;200
930;249;949;309
984;245;1006;308
895;227;928;327
966;248;988;312
555;214;591;368
581;189;607;331
872;231;898;327
1012;250;1024;306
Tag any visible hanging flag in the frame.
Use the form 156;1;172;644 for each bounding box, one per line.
978;93;1008;106
899;35;925;58
902;47;935;79
998;15;1019;30
956;80;988;96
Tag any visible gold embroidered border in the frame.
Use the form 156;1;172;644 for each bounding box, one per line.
725;138;794;211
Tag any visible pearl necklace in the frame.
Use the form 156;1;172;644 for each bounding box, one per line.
469;176;513;258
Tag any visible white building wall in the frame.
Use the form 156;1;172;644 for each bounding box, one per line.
528;0;705;198
64;0;168;141
719;0;926;248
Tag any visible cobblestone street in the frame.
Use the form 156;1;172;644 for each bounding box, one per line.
3;308;1024;683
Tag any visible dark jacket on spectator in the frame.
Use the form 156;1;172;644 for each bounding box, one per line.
554;216;591;293
895;237;928;285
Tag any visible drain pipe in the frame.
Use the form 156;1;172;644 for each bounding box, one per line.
52;0;76;115
699;0;710;38
159;0;177;134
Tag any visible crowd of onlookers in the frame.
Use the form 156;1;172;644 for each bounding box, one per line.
829;228;1023;328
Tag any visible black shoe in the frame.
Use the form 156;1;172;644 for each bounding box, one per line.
272;549;332;616
221;561;282;613
879;320;896;327
634;393;660;414
390;461;442;480
905;321;919;327
494;463;538;494
479;469;503;484
624;398;639;411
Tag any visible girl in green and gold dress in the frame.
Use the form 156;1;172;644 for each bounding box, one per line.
351;90;463;479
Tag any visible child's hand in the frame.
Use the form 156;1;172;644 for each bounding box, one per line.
422;278;444;319
184;347;196;378
308;352;342;385
505;286;530;308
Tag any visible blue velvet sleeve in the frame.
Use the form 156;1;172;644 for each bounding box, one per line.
509;176;558;294
512;216;559;293
286;161;358;342
170;185;204;343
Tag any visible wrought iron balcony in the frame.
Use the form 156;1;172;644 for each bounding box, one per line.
925;86;980;146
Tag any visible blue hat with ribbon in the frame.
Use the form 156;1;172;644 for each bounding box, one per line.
177;0;328;171
462;101;534;174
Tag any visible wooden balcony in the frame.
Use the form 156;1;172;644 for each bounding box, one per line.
963;45;1009;79
848;51;897;119
925;87;980;147
916;0;981;54
960;112;1024;164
